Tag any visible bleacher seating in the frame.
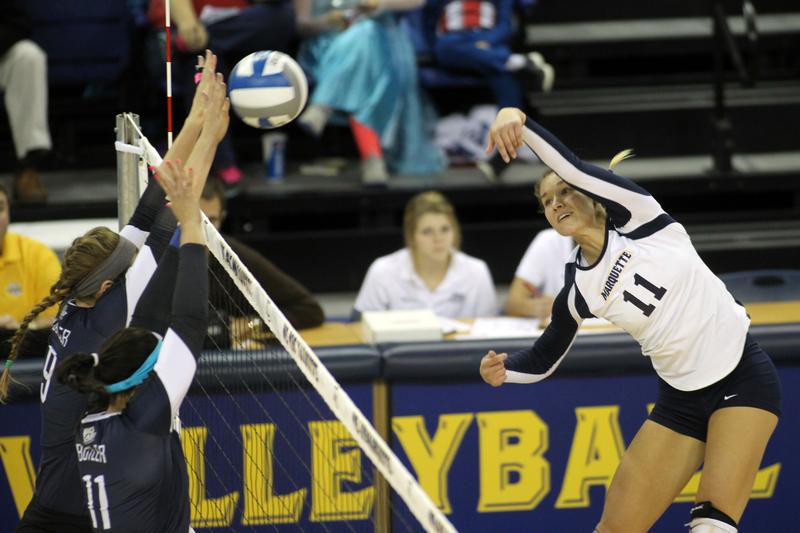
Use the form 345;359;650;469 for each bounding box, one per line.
0;0;136;172
720;270;800;303
28;0;133;87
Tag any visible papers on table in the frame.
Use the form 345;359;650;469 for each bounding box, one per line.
438;317;472;335
449;316;619;339
462;317;541;339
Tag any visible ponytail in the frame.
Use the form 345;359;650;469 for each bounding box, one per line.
0;227;120;403
608;149;634;170
55;352;107;395
56;327;157;409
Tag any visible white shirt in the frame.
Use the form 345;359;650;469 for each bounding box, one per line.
504;118;750;391
354;248;498;318
514;229;575;297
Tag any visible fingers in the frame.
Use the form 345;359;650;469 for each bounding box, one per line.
485;351;508;365
155;159;192;197
480;350;508;387
205;49;216;72
200;50;217;85
502;128;517;160
494;132;510;163
488;124;525;162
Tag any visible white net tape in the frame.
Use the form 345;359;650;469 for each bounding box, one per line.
120;114;457;533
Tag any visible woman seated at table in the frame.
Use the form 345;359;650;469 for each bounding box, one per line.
353;191;497;319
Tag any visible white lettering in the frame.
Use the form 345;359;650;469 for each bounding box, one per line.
76;444;107;464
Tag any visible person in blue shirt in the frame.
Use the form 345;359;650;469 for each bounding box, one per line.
423;0;554;181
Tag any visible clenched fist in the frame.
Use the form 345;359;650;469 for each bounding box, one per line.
480;350;507;387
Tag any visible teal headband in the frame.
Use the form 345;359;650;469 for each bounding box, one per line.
104;339;162;393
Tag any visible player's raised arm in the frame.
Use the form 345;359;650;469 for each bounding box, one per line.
149;160;208;416
487;108;667;233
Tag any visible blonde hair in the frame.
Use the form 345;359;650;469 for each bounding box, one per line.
403;191;462;250
534;149;635;223
0;227;121;402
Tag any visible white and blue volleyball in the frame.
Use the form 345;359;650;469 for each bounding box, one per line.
228;51;308;129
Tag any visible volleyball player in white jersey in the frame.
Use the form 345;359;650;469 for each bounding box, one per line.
479;108;781;533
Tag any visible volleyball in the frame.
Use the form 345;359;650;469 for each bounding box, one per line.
228;51;308;129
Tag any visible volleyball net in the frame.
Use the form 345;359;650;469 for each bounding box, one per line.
115;114;455;533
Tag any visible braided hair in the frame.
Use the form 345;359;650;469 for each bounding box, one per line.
0;227;120;402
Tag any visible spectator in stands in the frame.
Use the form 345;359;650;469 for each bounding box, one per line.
0;0;52;204
422;0;553;182
199;179;325;330
148;0;295;193
0;183;60;332
353;190;497;318
481;108;781;533
294;0;445;185
505;153;631;320
505;228;572;320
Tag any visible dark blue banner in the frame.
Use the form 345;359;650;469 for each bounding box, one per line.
0;384;378;531
3;370;798;531
390;368;800;532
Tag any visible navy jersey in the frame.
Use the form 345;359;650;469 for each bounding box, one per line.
504;118;749;391
75;244;207;533
35;229;158;515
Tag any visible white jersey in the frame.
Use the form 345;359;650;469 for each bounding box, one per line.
514;229;574;297
504;118;750;391
354;248;498;318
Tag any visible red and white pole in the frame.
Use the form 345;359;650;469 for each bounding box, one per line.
165;0;174;148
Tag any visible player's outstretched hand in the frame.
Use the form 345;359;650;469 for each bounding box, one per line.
188;50;219;122
203;72;230;144
486;107;526;163
155;159;201;229
480;350;507;387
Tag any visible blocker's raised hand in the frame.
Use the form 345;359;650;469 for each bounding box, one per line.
203;72;230;144
155;159;201;227
188;50;219;121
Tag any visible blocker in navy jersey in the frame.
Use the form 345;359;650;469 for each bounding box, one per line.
504;117;766;395
32;216;172;520
74;243;207;532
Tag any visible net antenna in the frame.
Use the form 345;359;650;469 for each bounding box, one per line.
115;113;457;533
164;0;173;148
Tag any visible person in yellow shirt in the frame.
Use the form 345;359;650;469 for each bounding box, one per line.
0;183;61;330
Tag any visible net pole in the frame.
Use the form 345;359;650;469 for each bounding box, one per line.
115;113;142;230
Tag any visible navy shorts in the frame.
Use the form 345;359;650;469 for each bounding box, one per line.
648;333;782;442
